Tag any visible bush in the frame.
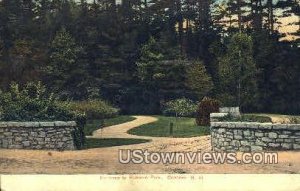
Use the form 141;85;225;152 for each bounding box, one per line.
0;82;86;149
163;98;197;117
68;100;119;120
196;97;220;126
0;82;82;121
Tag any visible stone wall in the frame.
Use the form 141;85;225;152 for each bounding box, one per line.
0;121;77;150
219;107;240;117
211;121;300;151
210;113;229;122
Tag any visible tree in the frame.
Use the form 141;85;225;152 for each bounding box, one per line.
185;60;213;99
135;36;188;113
49;28;81;73
0;0;299;115
136;36;182;85
218;33;258;110
8;39;40;83
45;27;86;99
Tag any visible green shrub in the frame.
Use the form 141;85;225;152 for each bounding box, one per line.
68;100;119;120
0;82;86;149
163;98;197;117
196;97;220;126
0;82;81;121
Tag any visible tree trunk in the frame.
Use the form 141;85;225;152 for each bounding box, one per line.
268;0;274;33
237;0;242;33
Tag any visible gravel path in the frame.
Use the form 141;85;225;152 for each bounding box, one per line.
1;116;300;174
91;116;212;152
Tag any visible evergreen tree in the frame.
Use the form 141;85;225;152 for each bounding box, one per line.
0;0;299;114
46;27;86;99
218;33;258;110
185;60;213;99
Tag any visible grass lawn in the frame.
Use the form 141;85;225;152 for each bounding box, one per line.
128;116;210;138
247;113;300;123
84;115;136;136
83;138;150;149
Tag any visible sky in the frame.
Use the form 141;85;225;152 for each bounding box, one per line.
83;0;299;40
279;15;299;41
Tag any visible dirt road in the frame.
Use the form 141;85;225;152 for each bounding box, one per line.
1;116;300;174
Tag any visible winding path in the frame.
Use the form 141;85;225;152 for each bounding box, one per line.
92;116;158;139
91;115;212;152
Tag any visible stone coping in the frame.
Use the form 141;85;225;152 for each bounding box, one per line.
210;113;229;118
0;121;76;128
211;122;300;130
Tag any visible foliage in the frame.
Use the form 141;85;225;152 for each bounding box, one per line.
185;61;214;99
45;27;89;99
134;37;191;114
49;27;82;70
0;82;86;149
137;37;182;83
0;0;299;115
217;33;258;110
68;100;119;120
136;36;164;83
0;82;81;121
163;98;197;117
196;97;220;126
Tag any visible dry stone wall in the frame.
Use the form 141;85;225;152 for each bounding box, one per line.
0;121;77;150
211;121;300;152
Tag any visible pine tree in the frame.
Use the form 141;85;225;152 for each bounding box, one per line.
46;27;86;99
218;33;258;109
185;60;213;99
